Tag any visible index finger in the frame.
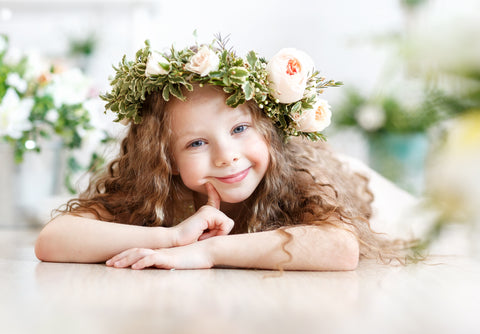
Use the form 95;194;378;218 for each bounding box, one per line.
205;182;221;209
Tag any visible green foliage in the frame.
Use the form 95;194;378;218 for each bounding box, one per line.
69;33;97;56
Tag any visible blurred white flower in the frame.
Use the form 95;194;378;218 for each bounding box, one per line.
355;104;386;132
6;72;28;94
0;88;34;139
45;109;59;123
43;68;91;108
23;52;49;81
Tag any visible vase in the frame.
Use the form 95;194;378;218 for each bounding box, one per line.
367;132;429;195
0;141;66;227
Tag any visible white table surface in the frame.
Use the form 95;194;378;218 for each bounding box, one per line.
1;227;479;334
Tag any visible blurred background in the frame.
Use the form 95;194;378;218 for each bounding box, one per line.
1;0;479;254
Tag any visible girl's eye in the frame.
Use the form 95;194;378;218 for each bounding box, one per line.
232;124;248;134
188;140;206;148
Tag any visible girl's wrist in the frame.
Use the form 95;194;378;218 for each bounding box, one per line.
202;235;221;267
154;226;178;248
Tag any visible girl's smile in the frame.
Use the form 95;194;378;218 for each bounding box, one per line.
215;167;251;184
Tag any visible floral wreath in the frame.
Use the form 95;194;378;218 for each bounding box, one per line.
101;35;342;141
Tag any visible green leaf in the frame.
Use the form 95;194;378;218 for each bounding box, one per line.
291;101;302;114
278;113;287;127
225;90;245;107
246;51;258;68
242;81;254;100
162;85;170;101
159;62;171;72
208;71;223;78
228;67;249;79
230;76;246;85
169;83;184;100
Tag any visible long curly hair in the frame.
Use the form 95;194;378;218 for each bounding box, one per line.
62;88;408;263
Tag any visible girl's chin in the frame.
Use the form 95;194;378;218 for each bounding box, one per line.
217;191;253;204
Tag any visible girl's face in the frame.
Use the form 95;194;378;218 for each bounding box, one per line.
169;86;270;203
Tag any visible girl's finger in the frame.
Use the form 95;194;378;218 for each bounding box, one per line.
106;249;133;265
198;229;217;241
132;253;170;270
107;248;154;267
205;182;221;209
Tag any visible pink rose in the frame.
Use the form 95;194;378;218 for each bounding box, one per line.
292;99;332;132
266;48;314;104
185;46;219;76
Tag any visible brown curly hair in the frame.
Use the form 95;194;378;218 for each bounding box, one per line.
62;87;408;263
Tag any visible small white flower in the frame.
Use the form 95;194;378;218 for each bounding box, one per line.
355;105;386;132
23;52;50;81
185;46;219;76
45;109;59;123
293;99;332;132
0;88;33;139
145;52;170;76
266;48;314;104
43;68;91;108
6;72;28;94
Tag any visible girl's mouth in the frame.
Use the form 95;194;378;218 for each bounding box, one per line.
215;167;251;184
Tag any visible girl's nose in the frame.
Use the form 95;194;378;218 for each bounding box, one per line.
213;142;240;167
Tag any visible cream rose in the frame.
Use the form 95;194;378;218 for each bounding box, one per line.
185;46;219;76
266;48;314;104
145;52;170;76
293;99;332;132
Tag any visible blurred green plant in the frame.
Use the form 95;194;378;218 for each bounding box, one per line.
0;34;110;193
69;33;97;57
334;87;452;135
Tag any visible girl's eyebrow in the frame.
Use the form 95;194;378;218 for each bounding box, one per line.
174;130;202;142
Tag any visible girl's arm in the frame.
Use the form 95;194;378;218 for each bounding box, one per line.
35;190;233;263
107;224;359;271
208;224;359;271
35;214;176;263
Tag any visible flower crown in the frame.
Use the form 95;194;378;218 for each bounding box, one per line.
101;36;342;141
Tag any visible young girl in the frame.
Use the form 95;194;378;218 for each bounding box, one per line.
35;38;406;271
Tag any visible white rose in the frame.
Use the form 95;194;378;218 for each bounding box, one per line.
185;46;219;76
6;72;28;94
355;104;386;132
145;52;170;76
293;99;332;132
266;48;314;104
0;88;33;139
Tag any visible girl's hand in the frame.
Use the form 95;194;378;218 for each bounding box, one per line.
172;183;234;246
105;242;213;270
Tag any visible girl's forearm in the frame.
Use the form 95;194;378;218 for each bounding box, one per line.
206;225;359;271
35;215;175;263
